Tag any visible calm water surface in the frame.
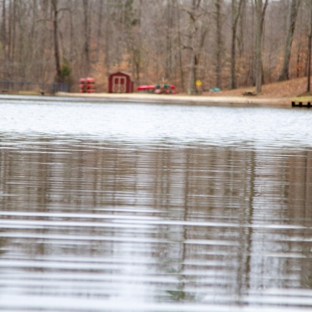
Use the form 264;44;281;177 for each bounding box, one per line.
0;97;312;311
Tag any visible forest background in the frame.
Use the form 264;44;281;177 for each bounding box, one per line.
0;0;310;94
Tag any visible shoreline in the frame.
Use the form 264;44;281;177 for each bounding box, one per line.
0;92;292;107
55;92;291;108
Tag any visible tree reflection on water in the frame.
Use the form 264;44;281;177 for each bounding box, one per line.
0;136;312;310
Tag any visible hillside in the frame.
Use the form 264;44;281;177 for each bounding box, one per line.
203;77;310;99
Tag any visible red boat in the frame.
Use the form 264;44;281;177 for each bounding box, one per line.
137;85;156;93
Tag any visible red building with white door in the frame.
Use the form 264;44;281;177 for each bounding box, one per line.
108;71;134;93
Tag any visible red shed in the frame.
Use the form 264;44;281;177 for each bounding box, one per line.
108;71;134;93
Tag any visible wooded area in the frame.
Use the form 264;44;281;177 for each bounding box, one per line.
0;0;312;93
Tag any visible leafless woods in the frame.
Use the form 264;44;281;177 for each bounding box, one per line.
0;0;311;93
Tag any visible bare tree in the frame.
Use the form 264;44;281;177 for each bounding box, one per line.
254;0;268;93
186;0;200;94
307;0;312;92
184;0;209;94
215;0;222;89
104;0;111;77
1;0;8;78
175;0;185;90
82;0;92;77
51;0;62;83
96;0;104;62
0;0;311;93
165;0;173;80
230;0;244;89
279;0;302;81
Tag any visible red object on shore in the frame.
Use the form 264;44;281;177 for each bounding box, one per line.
80;77;95;93
137;84;176;94
137;85;156;91
108;71;134;93
86;77;94;83
79;78;86;93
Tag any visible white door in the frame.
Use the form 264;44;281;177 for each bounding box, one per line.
112;76;126;93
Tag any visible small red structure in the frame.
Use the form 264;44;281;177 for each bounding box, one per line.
80;77;95;93
86;77;95;93
108;71;134;93
80;78;86;93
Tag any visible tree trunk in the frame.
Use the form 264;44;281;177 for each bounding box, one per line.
8;0;11;63
187;0;196;94
187;0;198;94
230;0;244;89
176;0;185;91
187;48;195;94
254;0;268;93
10;0;16;65
307;33;311;92
52;0;62;83
2;0;7;79
279;0;302;81
69;0;74;63
105;0;110;77
82;0;91;77
96;0;103;62
255;0;262;93
165;0;173;80
215;0;222;89
307;2;312;92
238;0;246;57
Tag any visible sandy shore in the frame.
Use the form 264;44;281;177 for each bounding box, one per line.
56;92;291;107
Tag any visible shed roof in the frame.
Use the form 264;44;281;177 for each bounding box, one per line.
109;71;132;77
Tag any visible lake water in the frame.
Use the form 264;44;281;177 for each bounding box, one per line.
1;96;312;311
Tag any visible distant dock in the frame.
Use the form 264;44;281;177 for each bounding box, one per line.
291;97;312;108
291;101;311;107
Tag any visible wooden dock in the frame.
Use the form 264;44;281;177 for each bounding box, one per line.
291;101;312;107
